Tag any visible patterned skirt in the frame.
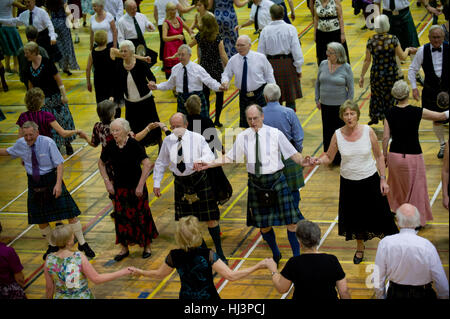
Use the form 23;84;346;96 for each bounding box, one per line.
369;69;399;121
247;170;303;228
113;186;159;247
52;17;80;71
338;173;399;241
27;170;81;224
174;171;220;222
41;93;76;153
268;57;302;103
0;282;27;299
282;157;304;192
0;26;23;56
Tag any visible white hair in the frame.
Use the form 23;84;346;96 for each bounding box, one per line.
374;14;390;34
238;35;252;45
429;25;445;36
124;0;136;9
119;40;135;53
263;83;281;102
111;118;131;133
178;44;192;55
391;80;410;100
396;206;421;228
92;0;105;7
327;42;347;64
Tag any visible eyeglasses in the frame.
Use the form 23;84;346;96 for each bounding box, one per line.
326;50;336;55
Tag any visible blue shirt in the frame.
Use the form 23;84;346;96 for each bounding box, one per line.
263;101;304;152
7;135;64;175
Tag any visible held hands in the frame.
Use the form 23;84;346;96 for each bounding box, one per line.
144;56;152;64
178;34;185;41
127;266;143;277
148;81;157;90
412;88;420;101
167;52;178;60
220;82;229;91
50;39;56;45
407;47;418;55
153;187;161;197
77;130;89;141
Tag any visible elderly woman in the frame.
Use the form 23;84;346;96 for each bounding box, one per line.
314;100;398;264
111;40;162;149
383;80;449;229
359;15;416;126
315;42;354;165
130;215;268;300
23;41;77;155
0;221;27;299
44;224;132;298
90;0;117;50
266;220;350;299
98;118;159;261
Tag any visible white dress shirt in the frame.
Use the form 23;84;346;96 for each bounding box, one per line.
155;0;180;26
373;0;411;11
221;50;275;91
0;6;57;41
153;130;215;187
408;44;443;89
157;61;221;93
257;20;304;73
117;12;155;44
226;125;298;174
250;0;274;31
105;0;124;20
374;228;449;299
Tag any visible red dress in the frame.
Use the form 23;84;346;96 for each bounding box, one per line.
163;16;183;76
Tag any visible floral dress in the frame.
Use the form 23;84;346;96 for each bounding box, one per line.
45;252;94;299
214;0;238;58
366;33;400;122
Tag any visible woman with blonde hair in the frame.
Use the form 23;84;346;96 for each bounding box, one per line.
130;215;268;300
44;224;132;299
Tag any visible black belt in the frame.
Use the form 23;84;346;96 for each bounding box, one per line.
267;53;293;60
318;15;338;20
382;7;409;16
242;84;265;98
390;281;433;291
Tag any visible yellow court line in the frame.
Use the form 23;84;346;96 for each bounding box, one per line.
147;269;177;299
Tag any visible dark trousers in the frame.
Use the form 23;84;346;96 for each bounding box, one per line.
203;85;224;123
321;104;344;165
315;29;350;66
157;25;164;62
387;282;437;299
238;86;267;128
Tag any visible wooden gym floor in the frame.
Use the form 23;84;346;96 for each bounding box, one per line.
0;1;448;299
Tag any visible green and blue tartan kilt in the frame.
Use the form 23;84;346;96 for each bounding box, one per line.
247;170;303;228
282;157;304;192
27;170;80;224
385;9;420;49
174;171;220;222
177;91;209;119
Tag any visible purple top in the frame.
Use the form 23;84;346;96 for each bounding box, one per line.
16;110;56;138
0;242;24;285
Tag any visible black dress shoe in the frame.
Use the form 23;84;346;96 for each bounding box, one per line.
367;119;379;126
114;251;129;261
142;251;152;259
66;143;74;155
437;148;445;159
43;245;59;260
353;251;364;264
214;121;223;128
79;242;96;258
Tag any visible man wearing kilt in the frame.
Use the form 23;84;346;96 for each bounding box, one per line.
153;113;228;263
0;121;95;260
148;45;225;119
408;26;449;158
221;35;276;128
257;4;303;111
197;105;313;265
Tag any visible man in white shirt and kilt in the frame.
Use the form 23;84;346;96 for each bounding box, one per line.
197;105;313;265
153;113;228;263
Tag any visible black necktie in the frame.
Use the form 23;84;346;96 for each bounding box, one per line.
133;16;145;46
177;136;186;173
255;131;261;176
389;0;395;11
31;144;40;182
432;47;442;52
255;5;260;31
29;11;33;26
241;56;248;94
183;66;189;95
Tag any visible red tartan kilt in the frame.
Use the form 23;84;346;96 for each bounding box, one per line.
268;57;302;103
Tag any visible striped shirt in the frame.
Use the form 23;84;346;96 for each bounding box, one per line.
16;111;56;138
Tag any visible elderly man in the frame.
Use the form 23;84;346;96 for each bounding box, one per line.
0;0;60;63
408;26;449;158
236;0;275;34
221;35;275;128
117;0;157;67
0;122;95;260
105;0;124;21
374;203;449;299
258;4;303;111
198;105;312;264
148;45;224;119
153;113;228;263
262;84;304;220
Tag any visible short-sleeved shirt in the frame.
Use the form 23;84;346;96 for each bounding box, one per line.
100;137;148;188
91;122;113;149
90;12;115;44
0;242;24;285
385;105;423;154
281;253;346;300
16;111;56;138
24;57;59;96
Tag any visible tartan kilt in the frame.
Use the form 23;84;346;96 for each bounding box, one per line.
27;170;80;224
386;9;420;49
174;171;220;221
177;91;209;119
282;157;304;192
247;170;303;228
268;57;302;103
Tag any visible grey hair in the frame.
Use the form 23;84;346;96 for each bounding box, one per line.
170;112;188;125
111;118;131;133
391;80;410;100
92;0;105;7
238;35;252;45
22;121;39;131
296;220;321;248
327;42;347;64
396;206;421;228
124;0;136;9
429;25;445;36
374;14;390;34
178;44;192;55
119;39;135;53
245;104;263;116
263;83;281;102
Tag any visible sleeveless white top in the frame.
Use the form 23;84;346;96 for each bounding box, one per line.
336;125;377;181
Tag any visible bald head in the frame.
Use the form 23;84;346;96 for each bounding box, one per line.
169;112;188;129
125;0;137;16
396;203;421;228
